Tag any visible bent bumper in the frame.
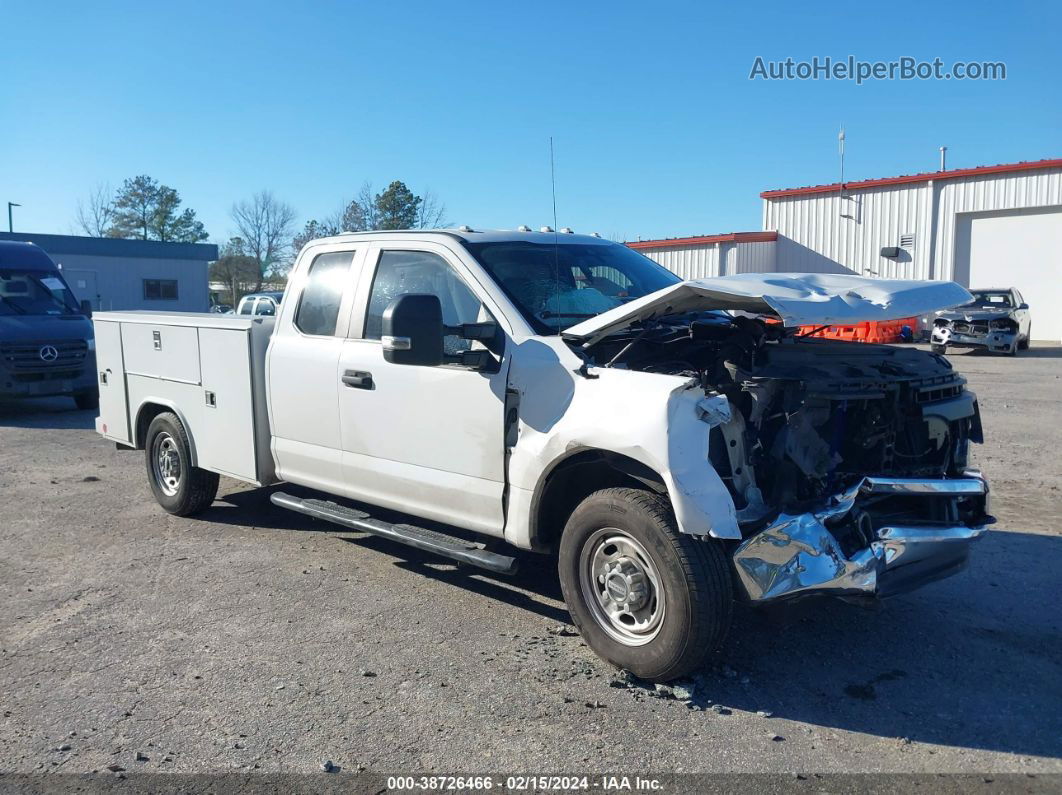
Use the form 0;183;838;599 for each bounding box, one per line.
932;326;1016;353
732;474;991;603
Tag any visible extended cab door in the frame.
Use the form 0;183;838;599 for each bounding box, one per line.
337;242;510;535
266;246;363;496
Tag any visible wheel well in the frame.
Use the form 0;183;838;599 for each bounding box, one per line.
134;403;171;449
530;450;668;553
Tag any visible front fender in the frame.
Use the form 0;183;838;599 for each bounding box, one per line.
505;339;740;545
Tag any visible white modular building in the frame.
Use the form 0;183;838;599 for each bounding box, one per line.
0;232;218;313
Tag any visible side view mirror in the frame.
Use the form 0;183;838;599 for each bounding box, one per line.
79;299;93;318
1019;303;1029;310
382;294;444;366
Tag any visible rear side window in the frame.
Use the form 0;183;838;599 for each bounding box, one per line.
294;252;355;336
238;299;254;315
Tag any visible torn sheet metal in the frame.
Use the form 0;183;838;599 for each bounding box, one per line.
563;273;974;343
502;336;742;547
732;474;991;602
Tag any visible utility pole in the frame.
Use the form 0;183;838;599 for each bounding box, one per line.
7;202;20;233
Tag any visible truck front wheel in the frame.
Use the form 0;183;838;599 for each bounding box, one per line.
144;412;219;516
558;487;733;681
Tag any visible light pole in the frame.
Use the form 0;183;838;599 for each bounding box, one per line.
7;202;20;233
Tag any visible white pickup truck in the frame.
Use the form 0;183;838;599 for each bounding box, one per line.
94;229;992;681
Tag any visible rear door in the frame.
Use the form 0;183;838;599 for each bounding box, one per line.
336;242;510;535
266;247;362;496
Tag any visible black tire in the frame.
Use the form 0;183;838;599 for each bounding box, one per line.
74;391;99;411
557;487;733;682
1019;328;1030;350
144;412;219;516
931;344;947;355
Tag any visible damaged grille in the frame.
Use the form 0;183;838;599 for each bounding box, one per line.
952;322;988;336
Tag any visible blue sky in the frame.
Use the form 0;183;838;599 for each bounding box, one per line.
2;0;1059;243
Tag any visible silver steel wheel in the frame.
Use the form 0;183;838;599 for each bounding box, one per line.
151;432;182;497
578;528;665;646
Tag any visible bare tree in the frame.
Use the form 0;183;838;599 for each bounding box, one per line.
415;188;449;229
231;191;297;292
74;183;115;237
356;181;379;230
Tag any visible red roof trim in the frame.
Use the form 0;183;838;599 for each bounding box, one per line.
760;158;1062;199
627;231;777;250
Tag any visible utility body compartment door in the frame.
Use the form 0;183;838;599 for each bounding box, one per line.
93;319;131;444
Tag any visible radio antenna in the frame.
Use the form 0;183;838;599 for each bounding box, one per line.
550;136;560;324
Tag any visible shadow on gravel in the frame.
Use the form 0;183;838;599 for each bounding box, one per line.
706;528;1062;760
0;397;94;429
199;483;1062;759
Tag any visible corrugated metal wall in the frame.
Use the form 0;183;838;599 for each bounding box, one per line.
935;168;1062;280
641;241;778;279
641;245;723;279
763;166;1062;281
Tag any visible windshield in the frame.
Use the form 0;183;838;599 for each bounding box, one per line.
0;269;81;316
964;291;1013;308
463;240;680;334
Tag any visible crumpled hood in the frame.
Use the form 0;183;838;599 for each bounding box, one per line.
935;306;1013;322
562;273;973;343
0;314;94;342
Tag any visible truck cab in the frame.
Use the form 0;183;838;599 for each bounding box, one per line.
93;229;993;681
0;240;98;410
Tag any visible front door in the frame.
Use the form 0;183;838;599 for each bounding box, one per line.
337;243;509;536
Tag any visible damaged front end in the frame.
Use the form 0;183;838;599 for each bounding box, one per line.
732;473;991;602
579;310;993;604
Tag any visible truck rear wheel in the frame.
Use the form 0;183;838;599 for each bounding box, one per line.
144;412;219;516
558;487;733;682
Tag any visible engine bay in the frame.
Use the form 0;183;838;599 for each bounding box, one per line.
584;314;985;541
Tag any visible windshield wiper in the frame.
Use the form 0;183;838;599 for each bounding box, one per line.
539;311;599;319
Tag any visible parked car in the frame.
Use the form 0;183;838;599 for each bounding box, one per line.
931;287;1031;356
92;230;991;681
210;303;234;315
0;240;98;410
237;291;284;316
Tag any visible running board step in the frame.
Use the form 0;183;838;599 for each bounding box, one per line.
270;492;519;575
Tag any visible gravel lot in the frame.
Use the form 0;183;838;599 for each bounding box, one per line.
1;344;1060;778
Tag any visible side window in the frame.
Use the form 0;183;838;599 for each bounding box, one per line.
238;299;253;315
365;250;485;354
255;299;276;316
295;252;356;336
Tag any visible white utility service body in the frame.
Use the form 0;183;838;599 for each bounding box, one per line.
93;229;993;681
94;311;275;486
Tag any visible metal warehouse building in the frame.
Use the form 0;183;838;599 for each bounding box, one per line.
0;232;217;313
633;158;1062;341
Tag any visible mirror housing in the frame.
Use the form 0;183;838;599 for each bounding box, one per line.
79;299;93;318
1019;302;1029;310
381;294;444;366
